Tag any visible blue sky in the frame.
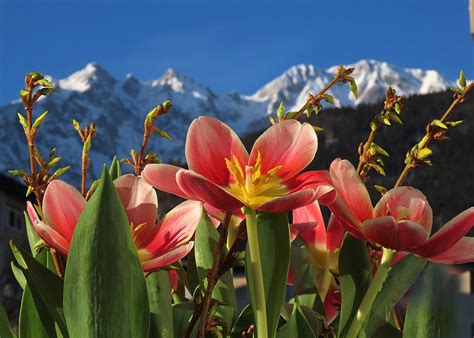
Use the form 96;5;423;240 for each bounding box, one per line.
1;0;473;103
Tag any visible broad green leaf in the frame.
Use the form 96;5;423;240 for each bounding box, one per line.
172;302;195;337
277;302;316;338
19;286;51;338
193;212;237;325
338;235;371;337
10;243;68;337
109;155;121;180
245;212;290;338
403;264;459;338
230;305;254;338
360;255;426;337
64;166;149;338
147;271;174;338
0;304;16;338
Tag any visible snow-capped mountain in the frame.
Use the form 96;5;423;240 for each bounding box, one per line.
0;60;453;183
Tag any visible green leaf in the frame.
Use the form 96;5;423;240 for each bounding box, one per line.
374;185;387;196
459;69;466;88
50;166;71;179
360;255;426;337
32;111;48;130
432;119;448;130
277;302;316;338
417;148;432;159
8;169;27;177
277;101;285;119
350;81;359;99
109;155;122;180
338;235;371;337
37;87;59;96
388;112;402;124
403;264;458;338
19;286;51;338
245;212;290;338
10;243;68;337
147;271;174;338
230;305;254;338
394;103;401;115
0;304;16;338
63;166;149;337
155;129;173;141
172;302;195;337
290;237;316;295
193;212;237;325
17;112;28;130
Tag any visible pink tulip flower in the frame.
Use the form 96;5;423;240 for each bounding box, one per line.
142;116;335;213
328;159;474;264
27;175;203;272
289;201;344;323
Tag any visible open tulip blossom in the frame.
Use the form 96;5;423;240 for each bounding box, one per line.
328;158;474;264
5;69;474;338
26;175;203;272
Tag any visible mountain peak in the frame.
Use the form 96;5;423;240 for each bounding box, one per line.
59;62;116;92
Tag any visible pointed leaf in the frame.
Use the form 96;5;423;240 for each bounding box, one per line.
0;304;16;338
361;255;426;337
64;166;149;337
109;155;122;180
277;302;317;338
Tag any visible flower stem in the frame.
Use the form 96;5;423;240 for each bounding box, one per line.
345;248;396;338
244;207;268;338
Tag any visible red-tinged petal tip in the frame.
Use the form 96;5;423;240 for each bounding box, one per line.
249;120;317;181
142;242;194;272
144;200;203;255
329;159;373;223
142;163;188;199
31;219;71;255
257;189;316;213
427;237;474;264
176;169;243;211
326;214;346;251
414;207;474;258
185;116;249;187
43;180;85;242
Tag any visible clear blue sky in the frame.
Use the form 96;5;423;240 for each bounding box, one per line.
1;0;473;103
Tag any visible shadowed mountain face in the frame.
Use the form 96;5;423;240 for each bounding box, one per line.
0;60;454;184
242;89;474;225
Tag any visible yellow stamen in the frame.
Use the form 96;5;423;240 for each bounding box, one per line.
224;151;288;208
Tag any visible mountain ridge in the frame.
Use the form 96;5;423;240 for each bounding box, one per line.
0;59;455;183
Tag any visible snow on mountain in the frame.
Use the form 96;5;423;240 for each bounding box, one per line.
0;60;453;183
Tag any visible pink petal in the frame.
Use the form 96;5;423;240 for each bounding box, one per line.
143;200;203;255
414;207;474;258
142;242;194;272
257;189;316;213
249;120;317;181
27;202;70;255
114;175;158;247
202;203;245;224
324;288;340;324
327;197;365;239
43;180;85;242
360;217;429;250
176;169;243;211
168;270;179;291
285;171;336;205
374;187;432;233
326;214;345;251
185;116;249;187
329;159;373;223
293;201;326;248
142;163;188;198
427;237;474;264
289;222;318;242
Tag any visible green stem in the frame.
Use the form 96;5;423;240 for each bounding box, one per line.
345;248;396;337
244;207;268;338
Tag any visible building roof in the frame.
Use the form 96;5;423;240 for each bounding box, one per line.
0;174;28;202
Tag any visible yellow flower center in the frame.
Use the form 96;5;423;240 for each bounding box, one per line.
225;152;288;209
